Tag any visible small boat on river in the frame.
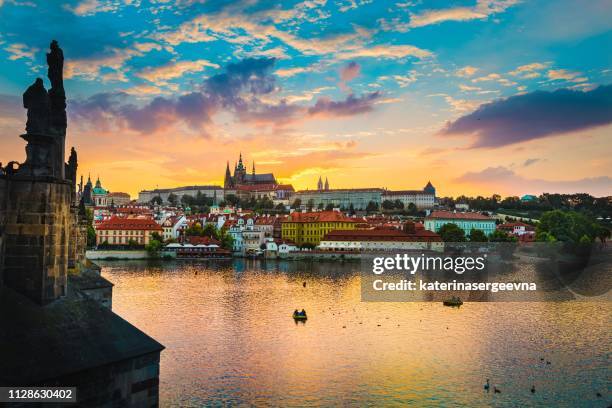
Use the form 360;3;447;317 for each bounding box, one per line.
443;297;463;307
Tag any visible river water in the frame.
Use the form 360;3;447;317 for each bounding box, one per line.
99;259;610;407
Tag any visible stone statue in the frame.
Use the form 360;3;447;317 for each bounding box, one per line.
65;147;77;185
23;78;50;135
47;40;67;135
47;40;64;90
15;41;68;179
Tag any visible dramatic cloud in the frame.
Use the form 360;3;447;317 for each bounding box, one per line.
309;92;381;117
339;61;360;91
275;66;313;77
336;45;432;60
547;69;587;83
70;58;279;134
523;158;540;167
407;0;520;28
440;85;612;148
509;62;549;77
137;60;219;84
70;58;383;134
3;43;38;61
456;66;479;77
64;0;120;16
340;61;361;82
455;166;612;197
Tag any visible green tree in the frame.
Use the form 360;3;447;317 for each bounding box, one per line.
87;225;96;247
224;194;240;206
150;195;163;206
145;238;162;257
167;193;178;206
394;199;404;210
291;198;302;209
181;194;194;207
536;210;599;243
490;229;517;242
325;203;335;211
202;223;218;238
307;199;315;211
438;223;466;242
218;229;234;250
382;200;395;210
469;229;488;242
406;203;417;215
597;227;610;244
366;201;379;213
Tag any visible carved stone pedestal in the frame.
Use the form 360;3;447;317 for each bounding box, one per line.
16;133;62;178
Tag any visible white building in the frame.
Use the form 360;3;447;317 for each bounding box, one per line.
318;228;443;252
242;219;266;254
138;185;224;204
381;182;436;210
161;215;187;241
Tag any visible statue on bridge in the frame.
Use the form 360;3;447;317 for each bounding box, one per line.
17;41;68;179
23;78;50;135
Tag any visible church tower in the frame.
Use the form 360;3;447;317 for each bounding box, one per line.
324;177;329;191
317;176;323;191
234;152;246;183
224;161;233;188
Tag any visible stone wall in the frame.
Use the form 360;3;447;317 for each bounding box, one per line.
2;177;72;305
56;352;161;407
86;250;150;260
0;176;6;289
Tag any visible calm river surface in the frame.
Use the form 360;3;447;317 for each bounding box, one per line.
99;259;610;407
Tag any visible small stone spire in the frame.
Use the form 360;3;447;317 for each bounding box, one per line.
252;161;255;175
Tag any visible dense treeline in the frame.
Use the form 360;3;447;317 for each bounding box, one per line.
439;193;611;219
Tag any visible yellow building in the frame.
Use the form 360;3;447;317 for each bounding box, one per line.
281;211;357;246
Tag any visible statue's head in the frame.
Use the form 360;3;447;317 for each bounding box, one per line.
50;40;58;49
35;78;44;86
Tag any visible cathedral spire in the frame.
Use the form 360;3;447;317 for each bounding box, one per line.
317;176;323;191
324;177;329;191
236;152;245;171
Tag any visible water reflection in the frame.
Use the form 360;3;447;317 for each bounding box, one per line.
99;259;610;407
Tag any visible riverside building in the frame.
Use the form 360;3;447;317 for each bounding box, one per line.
281;210;357;245
424;211;496;236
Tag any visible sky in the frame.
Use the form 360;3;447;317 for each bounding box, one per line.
0;0;611;198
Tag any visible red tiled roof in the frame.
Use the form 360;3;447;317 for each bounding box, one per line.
276;184;294;191
96;216;162;231
498;222;535;231
184;236;220;245
426;211;492;220
285;211;357;223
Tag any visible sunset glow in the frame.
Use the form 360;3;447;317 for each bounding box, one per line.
0;0;610;198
